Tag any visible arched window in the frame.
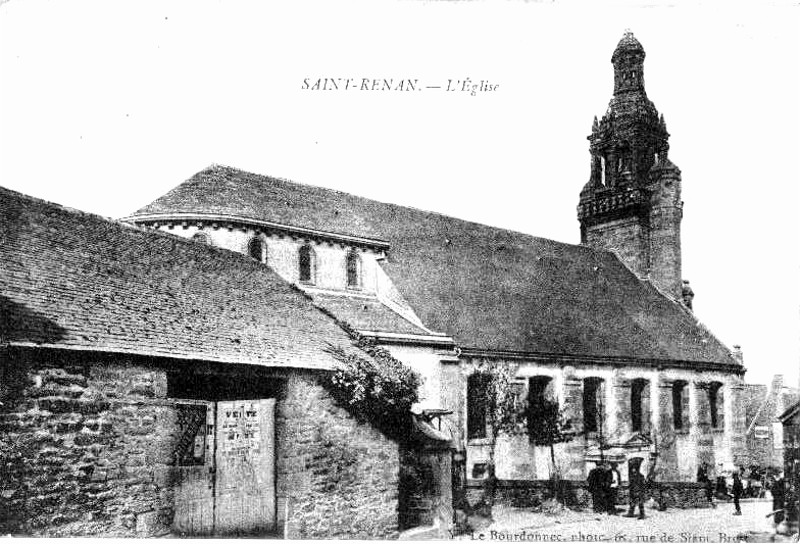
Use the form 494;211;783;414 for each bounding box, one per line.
248;237;266;263
192;232;211;245
600;157;607;186
299;244;315;283
583;377;605;433
346;250;361;288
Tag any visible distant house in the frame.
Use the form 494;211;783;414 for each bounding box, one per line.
0;187;401;538
743;375;800;469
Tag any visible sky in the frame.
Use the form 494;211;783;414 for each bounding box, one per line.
1;0;798;388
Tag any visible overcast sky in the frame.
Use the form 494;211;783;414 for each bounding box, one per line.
1;0;798;388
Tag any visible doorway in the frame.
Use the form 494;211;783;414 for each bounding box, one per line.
172;398;276;536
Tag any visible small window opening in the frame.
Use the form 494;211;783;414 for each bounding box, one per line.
346;251;361;288
248;237;266;263
192;232;211;245
299;244;315;283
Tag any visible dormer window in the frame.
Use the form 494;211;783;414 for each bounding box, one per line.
299;244;316;284
248;237;267;264
346;251;361;289
192;232;211;245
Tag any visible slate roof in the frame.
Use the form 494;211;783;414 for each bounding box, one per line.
131;164;742;366
0;185;363;370
308;292;429;336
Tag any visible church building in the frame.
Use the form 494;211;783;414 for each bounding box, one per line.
126;31;747;491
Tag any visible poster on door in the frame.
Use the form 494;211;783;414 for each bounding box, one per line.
221;401;260;457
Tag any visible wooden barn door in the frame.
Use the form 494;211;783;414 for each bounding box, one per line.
214;398;276;535
172;398;276;536
173;401;216;535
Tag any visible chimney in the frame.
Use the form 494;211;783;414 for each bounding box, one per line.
682;280;695;310
732;345;744;364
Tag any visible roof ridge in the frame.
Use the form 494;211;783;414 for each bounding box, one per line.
138;164;612;257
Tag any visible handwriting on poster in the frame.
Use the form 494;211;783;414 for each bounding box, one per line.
301;77;499;96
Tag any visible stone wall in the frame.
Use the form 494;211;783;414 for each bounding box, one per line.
466;480;712;511
275;371;400;539
0;351;401;539
0;353;176;536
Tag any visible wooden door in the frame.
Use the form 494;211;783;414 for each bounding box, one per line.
214;398;276;535
172;401;216;536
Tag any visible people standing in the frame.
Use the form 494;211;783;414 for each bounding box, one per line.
625;463;647;520
772;472;786;524
732;470;743;515
588;462;605;513
607;462;621;515
697;462;716;509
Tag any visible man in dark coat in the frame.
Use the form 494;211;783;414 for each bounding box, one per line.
732;471;744;515
625;463;646;519
588;462;605;513
607;462;621;514
771;473;785;523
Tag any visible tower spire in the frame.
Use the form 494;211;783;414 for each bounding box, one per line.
577;32;685;302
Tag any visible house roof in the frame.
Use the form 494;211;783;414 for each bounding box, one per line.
0;185;364;370
130;164;742;367
779;400;800;424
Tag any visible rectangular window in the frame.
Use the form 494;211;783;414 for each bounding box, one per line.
174;403;210;466
467;374;490;440
583;378;603;433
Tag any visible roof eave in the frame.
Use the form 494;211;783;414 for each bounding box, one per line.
123;212;391;250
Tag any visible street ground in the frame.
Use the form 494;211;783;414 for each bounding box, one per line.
454;500;796;543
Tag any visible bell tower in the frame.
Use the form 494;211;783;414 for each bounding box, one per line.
578;31;684;301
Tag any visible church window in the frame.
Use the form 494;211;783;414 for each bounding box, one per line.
527;376;556;437
346;250;361;288
631;378;650;433
582;377;604;434
248;237;266;263
192;232;211;245
467;373;490;440
672;381;689;430
299;244;316;283
709;382;723;430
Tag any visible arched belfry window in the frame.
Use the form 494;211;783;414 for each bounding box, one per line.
299;244;316;284
192;232;211;245
248;237;267;264
346;250;361;288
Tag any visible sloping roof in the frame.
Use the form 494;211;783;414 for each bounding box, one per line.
0;185;364;370
130;165;742;366
308;292;429;336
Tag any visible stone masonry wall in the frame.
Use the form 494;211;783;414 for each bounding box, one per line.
0;352;177;537
275;371;400;539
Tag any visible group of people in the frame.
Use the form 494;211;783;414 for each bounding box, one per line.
587;461;648;519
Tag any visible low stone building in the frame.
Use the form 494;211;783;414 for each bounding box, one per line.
0;187;401;538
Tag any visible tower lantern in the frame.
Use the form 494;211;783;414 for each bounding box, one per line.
578;32;685;302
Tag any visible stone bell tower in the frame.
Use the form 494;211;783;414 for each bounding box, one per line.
577;31;684;301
